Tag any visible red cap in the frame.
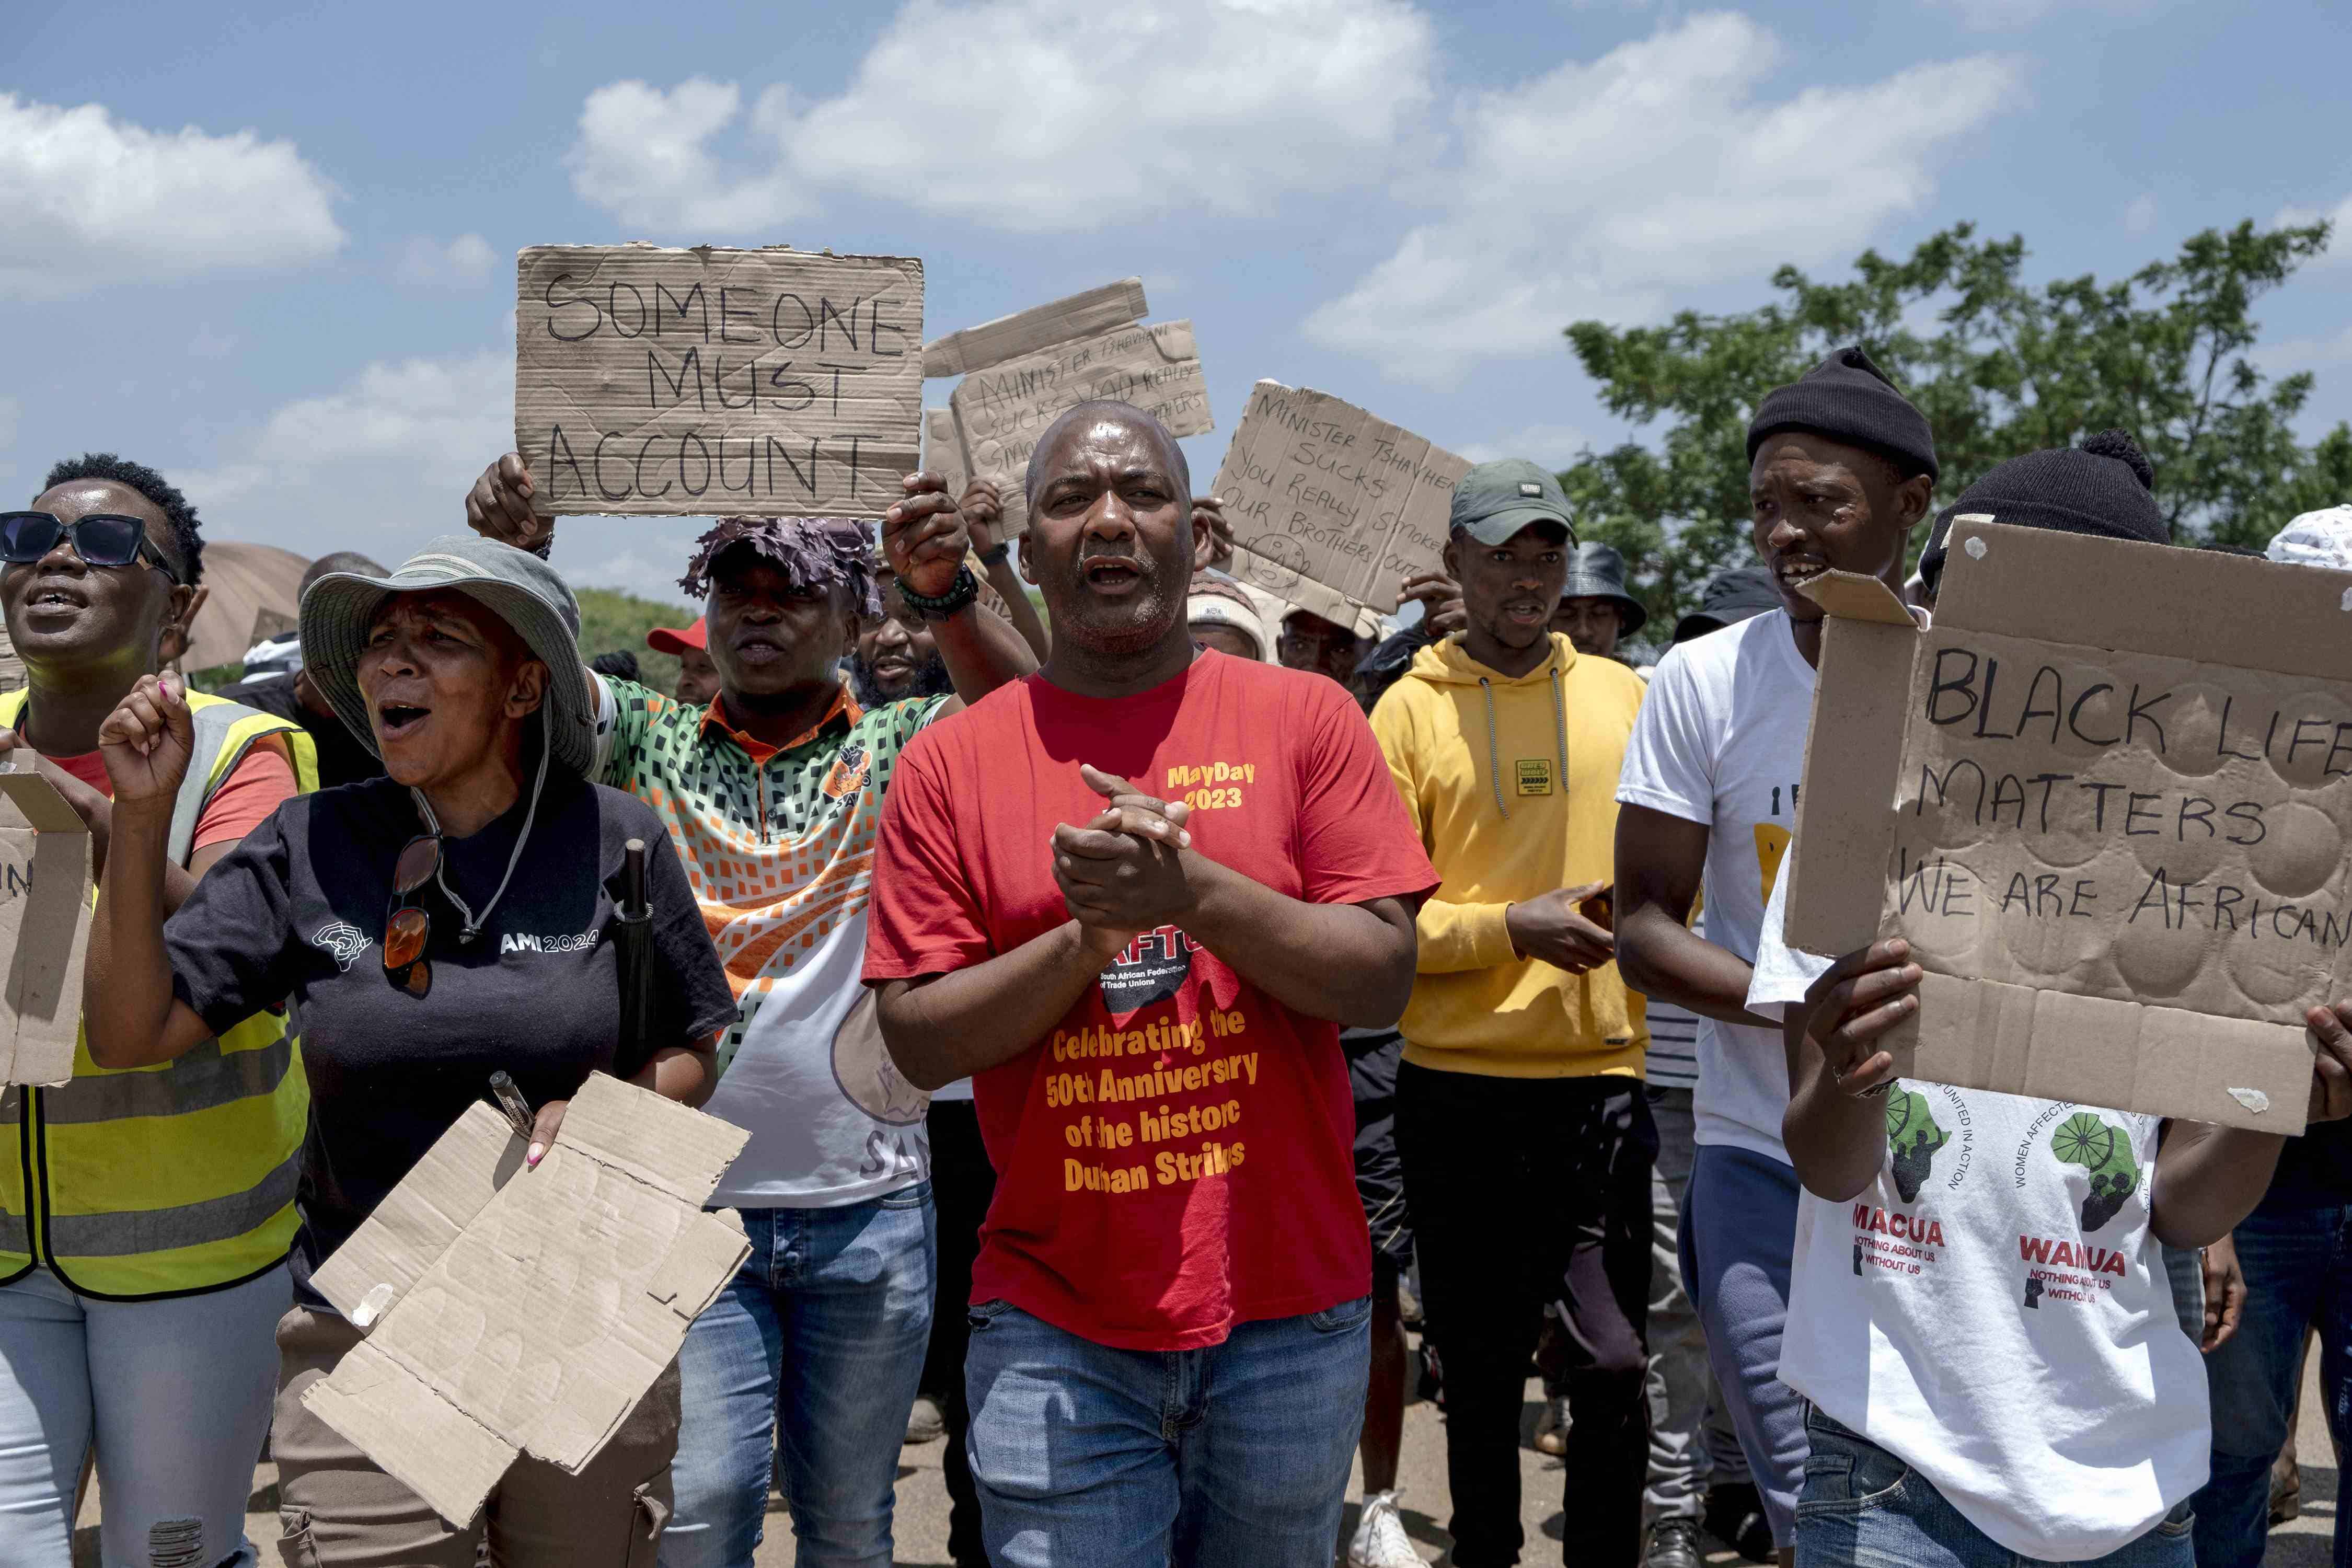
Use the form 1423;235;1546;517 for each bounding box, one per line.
646;616;707;655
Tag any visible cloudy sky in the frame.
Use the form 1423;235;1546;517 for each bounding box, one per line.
6;0;2347;605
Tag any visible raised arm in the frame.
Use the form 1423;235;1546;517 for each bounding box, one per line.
82;675;227;1070
883;470;1037;711
1615;804;1775;1029
960;479;1051;663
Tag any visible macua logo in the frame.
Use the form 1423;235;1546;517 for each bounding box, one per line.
2018;1235;2129;1276
500;930;598;956
1850;1204;1945;1247
1099;925;1195;1014
311;922;371;972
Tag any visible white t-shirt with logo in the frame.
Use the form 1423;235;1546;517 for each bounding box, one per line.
1748;870;2209;1561
1616;610;1814;1160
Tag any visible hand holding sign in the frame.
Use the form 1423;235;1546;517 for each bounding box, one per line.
882;471;970;600
1796;939;1925;1099
465;454;549;554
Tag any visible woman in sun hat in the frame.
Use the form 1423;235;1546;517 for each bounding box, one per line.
82;534;739;1566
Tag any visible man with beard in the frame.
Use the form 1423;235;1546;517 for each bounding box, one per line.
864;400;1435;1567
850;569;955;708
460;455;1035;1568
1369;459;1653;1568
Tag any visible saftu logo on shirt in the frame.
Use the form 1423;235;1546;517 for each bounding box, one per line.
500;930;599;955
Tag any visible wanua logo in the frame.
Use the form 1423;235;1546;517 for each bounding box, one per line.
500;930;598;955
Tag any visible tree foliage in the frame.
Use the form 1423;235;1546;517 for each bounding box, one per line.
1559;219;2349;630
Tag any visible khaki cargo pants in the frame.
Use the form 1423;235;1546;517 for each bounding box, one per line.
272;1306;678;1567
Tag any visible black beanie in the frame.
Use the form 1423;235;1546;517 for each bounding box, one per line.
1917;429;2169;597
1746;345;1939;484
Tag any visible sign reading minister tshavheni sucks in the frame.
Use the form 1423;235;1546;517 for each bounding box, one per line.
515;246;923;517
1785;520;2352;1135
1210;382;1468;624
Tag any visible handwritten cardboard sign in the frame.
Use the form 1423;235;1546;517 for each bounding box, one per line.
1209;382;1467;624
515;245;924;519
1786;521;2350;1133
924;407;969;499
921;278;1147;379
948;320;1211;537
305;1073;751;1525
0;761;93;1086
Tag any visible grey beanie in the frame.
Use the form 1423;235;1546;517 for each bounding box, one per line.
298;535;595;776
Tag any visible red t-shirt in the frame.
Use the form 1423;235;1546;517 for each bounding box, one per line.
52;739;298;850
865;652;1437;1351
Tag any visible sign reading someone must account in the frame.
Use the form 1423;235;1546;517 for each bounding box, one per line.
515;245;924;518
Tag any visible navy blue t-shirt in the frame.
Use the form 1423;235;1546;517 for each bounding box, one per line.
166;771;739;1303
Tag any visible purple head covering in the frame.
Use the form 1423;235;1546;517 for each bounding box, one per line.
679;515;881;617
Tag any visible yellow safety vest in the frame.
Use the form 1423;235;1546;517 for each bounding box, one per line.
0;688;319;1299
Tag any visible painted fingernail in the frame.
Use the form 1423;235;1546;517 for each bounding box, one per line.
527;1143;545;1167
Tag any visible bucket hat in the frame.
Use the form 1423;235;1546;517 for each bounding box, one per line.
1558;541;1647;638
299;534;595;776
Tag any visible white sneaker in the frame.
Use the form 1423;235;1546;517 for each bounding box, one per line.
1348;1490;1429;1567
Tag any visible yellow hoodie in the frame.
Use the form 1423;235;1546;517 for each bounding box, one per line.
1369;632;1647;1078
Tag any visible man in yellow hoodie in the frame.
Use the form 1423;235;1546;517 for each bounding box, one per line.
1371;459;1653;1568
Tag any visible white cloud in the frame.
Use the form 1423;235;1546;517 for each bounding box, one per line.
394;233;498;287
569;78;810;232
0;93;342;300
1302;13;2021;385
1457;422;1590;468
568;0;1435;235
2277;192;2352;266
2124;193;2157;234
180;350;511;531
188;324;239;359
1923;0;2154;30
2250;324;2352;377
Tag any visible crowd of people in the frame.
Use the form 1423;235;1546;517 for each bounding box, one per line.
0;354;2348;1568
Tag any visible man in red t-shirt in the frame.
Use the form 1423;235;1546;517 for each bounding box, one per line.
865;400;1435;1566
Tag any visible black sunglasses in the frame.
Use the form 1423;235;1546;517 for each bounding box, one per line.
0;512;182;584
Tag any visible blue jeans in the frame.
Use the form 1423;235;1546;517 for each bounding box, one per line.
661;1185;936;1568
0;1263;286;1568
1796;1407;2194;1567
964;1296;1370;1566
1681;1144;1806;1548
2193;1197;2352;1567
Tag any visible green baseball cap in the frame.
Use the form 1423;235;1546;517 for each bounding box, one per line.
1449;459;1579;547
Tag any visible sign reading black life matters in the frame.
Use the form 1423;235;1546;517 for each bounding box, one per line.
515;246;924;518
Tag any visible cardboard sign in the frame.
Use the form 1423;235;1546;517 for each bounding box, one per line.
515;245;924;519
921;278;1147;379
1785;521;2352;1133
0;759;93;1086
1209;382;1468;624
949;320;1212;537
924;407;970;499
305;1073;751;1524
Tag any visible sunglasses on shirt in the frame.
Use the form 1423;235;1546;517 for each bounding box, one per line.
385;834;441;998
0;512;184;584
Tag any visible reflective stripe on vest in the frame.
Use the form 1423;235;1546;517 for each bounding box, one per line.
0;687;318;1298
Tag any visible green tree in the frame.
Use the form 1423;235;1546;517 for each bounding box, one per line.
576;585;697;695
1560;219;2350;630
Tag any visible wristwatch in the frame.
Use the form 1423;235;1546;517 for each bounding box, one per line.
895;564;981;621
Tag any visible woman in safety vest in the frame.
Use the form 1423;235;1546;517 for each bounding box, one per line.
0;454;316;1567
